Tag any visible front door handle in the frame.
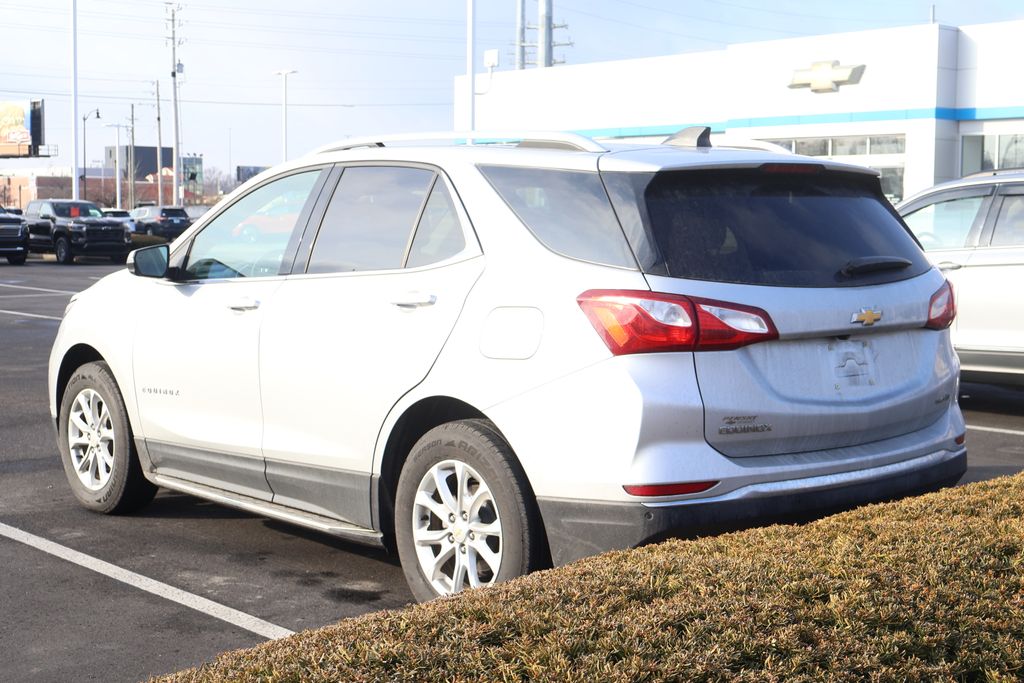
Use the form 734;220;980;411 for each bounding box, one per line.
937;261;963;271
392;292;437;309
228;297;261;312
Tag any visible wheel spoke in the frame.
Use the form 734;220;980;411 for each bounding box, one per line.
89;393;102;427
97;445;115;471
428;541;456;582
76;449;94;473
431;466;458;513
413;527;450;546
469;538;501;575
69;434;91;449
97;403;111;430
454;461;466;515
465;481;493;519
99;427;115;443
450;550;467;593
469;519;501;537
70;412;91;436
76;393;94;426
414;490;450;524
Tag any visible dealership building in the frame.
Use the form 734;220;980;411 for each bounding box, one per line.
458;19;1024;203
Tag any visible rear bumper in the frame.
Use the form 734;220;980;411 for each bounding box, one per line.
537;447;966;566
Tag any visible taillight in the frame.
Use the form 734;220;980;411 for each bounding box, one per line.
925;280;955;330
577;290;778;355
623;481;718;497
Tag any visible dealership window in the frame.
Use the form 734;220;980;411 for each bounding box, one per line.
962;134;1024;176
763;135;904;157
877;168;905;204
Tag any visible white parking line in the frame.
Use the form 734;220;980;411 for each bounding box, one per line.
0;283;78;295
0;293;73;299
0;309;62;321
0;522;294;641
967;424;1024;437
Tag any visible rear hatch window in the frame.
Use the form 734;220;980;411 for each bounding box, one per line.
161;208;189;218
603;167;930;287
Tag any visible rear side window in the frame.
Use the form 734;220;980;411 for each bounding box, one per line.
479;165;636;268
308;166;435;273
604;168;931;287
990;194;1024;247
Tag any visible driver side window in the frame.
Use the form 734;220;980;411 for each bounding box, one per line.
185;170;322;280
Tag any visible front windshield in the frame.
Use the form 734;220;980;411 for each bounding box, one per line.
54;202;103;218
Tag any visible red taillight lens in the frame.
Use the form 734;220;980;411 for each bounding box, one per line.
925;280;955;330
623;481;718;497
577;290;778;355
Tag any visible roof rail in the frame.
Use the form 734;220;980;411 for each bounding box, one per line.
311;131;608;155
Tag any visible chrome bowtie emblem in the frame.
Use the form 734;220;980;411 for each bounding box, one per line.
851;308;882;326
789;61;866;93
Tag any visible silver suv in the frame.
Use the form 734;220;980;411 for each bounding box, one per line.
49;130;966;602
898;170;1024;386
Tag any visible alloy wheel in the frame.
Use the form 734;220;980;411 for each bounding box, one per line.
67;388;116;491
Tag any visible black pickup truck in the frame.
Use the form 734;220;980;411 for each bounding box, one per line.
24;199;132;264
0;206;29;265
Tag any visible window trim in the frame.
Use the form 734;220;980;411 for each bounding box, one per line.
173;164;332;283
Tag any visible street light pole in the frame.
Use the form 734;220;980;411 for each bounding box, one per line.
273;69;297;162
81;108;100;201
71;0;80;200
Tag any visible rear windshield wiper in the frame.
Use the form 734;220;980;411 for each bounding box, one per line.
840;256;912;277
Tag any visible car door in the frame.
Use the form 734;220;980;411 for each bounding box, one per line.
258;164;483;526
952;184;1024;369
26;201;54;249
132;167;329;500
900;186;995;344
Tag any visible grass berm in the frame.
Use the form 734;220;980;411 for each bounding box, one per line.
158;473;1024;682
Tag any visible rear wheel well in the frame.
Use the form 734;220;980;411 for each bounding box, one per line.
376;396;551;567
56;344;104;423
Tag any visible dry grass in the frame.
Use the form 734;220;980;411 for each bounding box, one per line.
158;474;1024;682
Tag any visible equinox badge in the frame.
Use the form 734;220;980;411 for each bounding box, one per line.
851;308;882;326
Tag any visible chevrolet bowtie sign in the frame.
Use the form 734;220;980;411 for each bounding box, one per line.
789;61;866;93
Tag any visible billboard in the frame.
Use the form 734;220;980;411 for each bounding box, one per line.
236;165;269;183
0;100;45;158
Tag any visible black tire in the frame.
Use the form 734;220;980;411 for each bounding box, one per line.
54;235;73;264
395;419;543;602
6;255;26;265
58;361;157;514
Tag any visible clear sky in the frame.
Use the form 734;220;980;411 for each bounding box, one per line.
2;0;1023;177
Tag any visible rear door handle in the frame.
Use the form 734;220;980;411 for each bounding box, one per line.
937;261;963;271
228;297;261;312
392;292;437;309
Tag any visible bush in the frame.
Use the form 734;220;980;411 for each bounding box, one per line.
158;474;1024;682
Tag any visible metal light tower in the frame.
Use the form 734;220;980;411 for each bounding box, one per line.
273;69;297;162
466;0;475;135
80;108;100;200
71;0;80;199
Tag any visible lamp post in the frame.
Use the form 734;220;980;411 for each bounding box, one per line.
273;69;297;162
81;108;100;200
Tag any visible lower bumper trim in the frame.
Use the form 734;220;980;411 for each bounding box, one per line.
536;449;966;566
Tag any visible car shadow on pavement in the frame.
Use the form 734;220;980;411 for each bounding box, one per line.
959;382;1024;417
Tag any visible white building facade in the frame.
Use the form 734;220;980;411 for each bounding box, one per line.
457;20;1024;203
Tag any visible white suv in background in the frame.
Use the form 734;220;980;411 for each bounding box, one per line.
49;130;966;602
899;170;1024;386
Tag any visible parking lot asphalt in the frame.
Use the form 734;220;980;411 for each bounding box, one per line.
1;257;1022;682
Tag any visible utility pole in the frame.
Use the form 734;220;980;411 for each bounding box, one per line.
466;0;475;134
129;104;137;209
167;4;183;205
272;70;297;162
515;0;525;70
105;123;123;209
156;80;163;206
71;0;80;199
538;0;552;68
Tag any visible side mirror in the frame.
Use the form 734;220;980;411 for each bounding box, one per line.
40;213;55;221
129;244;170;278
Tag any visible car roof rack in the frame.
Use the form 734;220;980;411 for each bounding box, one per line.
311;131;608;155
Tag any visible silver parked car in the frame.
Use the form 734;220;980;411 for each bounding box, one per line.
49;130;966;602
898;169;1024;386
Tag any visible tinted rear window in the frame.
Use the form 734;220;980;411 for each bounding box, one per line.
161;208;189;217
604;168;930;287
479;165;636;268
